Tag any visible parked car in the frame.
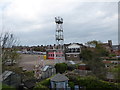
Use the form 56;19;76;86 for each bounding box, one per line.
4;59;17;66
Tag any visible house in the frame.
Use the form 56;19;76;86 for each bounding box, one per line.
65;43;84;61
78;64;90;70
34;65;56;79
66;61;76;71
103;60;120;64
1;71;21;88
111;45;120;56
46;49;64;60
50;73;69;89
112;45;120;51
101;40;113;53
41;65;56;79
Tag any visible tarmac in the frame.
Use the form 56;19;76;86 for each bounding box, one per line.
18;54;65;71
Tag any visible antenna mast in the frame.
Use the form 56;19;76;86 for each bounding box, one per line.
55;17;65;62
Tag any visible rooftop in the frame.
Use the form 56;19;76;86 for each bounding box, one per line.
1;71;13;82
50;73;69;82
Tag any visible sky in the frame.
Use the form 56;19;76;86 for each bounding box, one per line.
0;0;119;46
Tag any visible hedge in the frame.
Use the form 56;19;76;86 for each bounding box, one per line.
67;75;119;89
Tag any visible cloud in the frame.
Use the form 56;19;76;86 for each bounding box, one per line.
0;1;118;46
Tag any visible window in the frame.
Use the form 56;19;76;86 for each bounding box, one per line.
73;48;75;52
68;49;71;52
74;54;77;57
67;55;70;57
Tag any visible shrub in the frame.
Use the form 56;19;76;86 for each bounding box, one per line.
67;65;76;71
39;78;50;86
55;63;67;73
67;74;119;89
33;83;49;90
22;71;35;81
69;82;74;88
2;84;16;90
34;78;50;90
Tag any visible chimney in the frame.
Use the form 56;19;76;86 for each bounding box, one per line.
108;40;112;47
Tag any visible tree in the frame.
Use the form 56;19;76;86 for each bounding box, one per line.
85;40;109;57
81;40;109;79
1;32;20;65
109;64;120;82
66;74;119;89
55;63;68;73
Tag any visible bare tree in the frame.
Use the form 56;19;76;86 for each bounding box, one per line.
1;32;20;65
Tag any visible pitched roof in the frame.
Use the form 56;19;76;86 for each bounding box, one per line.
42;65;54;72
68;61;75;65
50;73;69;82
24;79;36;89
42;65;49;71
1;71;13;81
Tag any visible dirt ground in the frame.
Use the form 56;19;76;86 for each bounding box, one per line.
18;54;65;71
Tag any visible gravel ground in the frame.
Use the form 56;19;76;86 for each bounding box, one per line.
18;54;65;71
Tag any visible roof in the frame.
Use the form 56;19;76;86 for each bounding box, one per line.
66;53;80;54
68;61;75;64
68;43;81;48
42;65;54;72
1;71;13;81
24;79;36;89
112;45;120;50
43;65;49;71
50;73;69;82
79;64;86;66
103;60;111;63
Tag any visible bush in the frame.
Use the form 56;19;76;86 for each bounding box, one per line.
22;71;35;81
39;78;50;86
33;83;49;90
67;65;76;71
78;76;118;89
68;82;74;88
2;84;16;90
34;78;50;90
55;63;67;73
67;74;119;89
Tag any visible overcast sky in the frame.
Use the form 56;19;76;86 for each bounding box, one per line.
0;0;119;46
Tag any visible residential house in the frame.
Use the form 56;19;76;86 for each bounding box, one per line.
112;45;120;56
50;73;69;89
64;43;84;61
1;71;21;88
46;49;64;60
78;64;90;70
101;40;113;53
34;65;56;79
41;65;56;79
